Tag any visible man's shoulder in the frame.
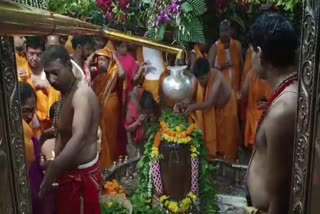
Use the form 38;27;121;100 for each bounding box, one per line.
264;90;298;132
73;82;97;101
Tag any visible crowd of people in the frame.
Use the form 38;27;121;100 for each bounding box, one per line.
17;11;298;214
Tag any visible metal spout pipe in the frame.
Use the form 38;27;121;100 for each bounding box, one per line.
0;1;184;59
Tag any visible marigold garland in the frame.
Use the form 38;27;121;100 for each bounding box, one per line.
151;119;199;213
104;179;126;198
159;192;197;213
130;111;217;214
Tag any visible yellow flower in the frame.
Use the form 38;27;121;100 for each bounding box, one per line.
191;153;198;158
146;199;151;203
151;147;159;157
188;192;197;200
190;145;197;153
107;202;113;207
168;201;179;213
175;126;182;132
180;198;192;211
160;195;169;202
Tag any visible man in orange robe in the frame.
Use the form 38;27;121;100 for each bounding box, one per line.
208;19;243;93
182;58;239;161
239;53;273;148
92;48;126;169
17;37;60;133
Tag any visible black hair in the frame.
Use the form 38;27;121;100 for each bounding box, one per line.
250;12;298;68
192;58;210;77
26;36;45;51
18;82;36;105
141;91;158;111
41;45;72;68
71;35;94;49
49;102;58;121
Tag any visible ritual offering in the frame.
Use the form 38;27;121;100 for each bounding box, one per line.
130;111;218;213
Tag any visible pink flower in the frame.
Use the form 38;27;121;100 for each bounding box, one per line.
120;0;131;10
96;0;113;11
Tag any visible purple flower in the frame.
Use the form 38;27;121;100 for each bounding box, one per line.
157;11;171;24
168;3;181;14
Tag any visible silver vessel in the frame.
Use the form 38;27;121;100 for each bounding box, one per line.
161;65;196;107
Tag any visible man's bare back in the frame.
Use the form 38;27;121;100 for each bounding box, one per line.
247;83;298;212
55;81;100;169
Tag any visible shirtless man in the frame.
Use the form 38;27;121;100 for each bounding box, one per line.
39;45;102;214
182;58;240;161
246;13;298;213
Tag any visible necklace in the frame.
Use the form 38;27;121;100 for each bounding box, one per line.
256;72;298;134
53;78;78;136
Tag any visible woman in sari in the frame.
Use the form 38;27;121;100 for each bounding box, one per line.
91;48;126;169
19;82;55;214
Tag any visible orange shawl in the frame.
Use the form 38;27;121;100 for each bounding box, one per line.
216;39;242;92
190;72;217;158
23;119;35;167
241;47;253;87
244;72;273;148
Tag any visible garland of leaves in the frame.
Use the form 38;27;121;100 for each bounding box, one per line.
130;111;217;213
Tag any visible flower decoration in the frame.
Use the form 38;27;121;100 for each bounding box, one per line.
130;111;217;213
104;179;126;198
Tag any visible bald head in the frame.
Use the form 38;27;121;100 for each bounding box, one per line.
46;35;61;47
219;19;231;43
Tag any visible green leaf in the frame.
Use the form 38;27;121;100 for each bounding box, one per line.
187;0;207;16
155;25;166;41
181;2;193;13
175;17;205;43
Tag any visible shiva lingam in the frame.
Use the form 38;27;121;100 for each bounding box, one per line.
159;65;196;202
146;66;198;212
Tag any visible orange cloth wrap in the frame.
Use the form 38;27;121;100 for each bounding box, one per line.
216;39;242;92
190;72;217;158
244;72;273;148
23;119;35;167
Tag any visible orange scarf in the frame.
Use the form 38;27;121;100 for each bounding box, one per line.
241;47;253;87
216;39;242;92
92;48;122;106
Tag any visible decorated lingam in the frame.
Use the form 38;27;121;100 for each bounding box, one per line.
130;65;216;213
132;111;217;213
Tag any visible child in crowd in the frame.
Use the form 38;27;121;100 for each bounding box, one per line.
125;88;160;158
